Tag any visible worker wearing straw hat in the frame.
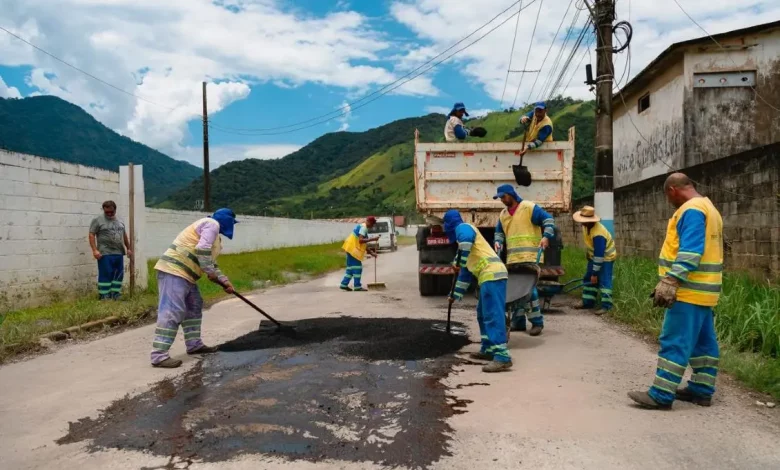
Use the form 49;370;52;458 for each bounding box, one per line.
572;206;616;315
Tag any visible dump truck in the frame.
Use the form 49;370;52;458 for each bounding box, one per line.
413;128;576;298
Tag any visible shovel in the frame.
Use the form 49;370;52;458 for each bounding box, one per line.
512;123;532;187
219;281;297;336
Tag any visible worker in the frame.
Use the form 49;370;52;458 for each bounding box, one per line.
88;200;132;300
150;208;238;368
629;173;723;409
493;184;555;336
444;209;512;373
518;101;553;157
443;102;486;142
572;205;616;315
340;216;380;292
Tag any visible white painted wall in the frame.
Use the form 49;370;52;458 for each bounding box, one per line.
1;150;355;309
0;150;126;308
613;61;686;187
144;209;353;257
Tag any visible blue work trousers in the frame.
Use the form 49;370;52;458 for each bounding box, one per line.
340;254;363;289
97;254;124;299
582;260;614;310
477;279;511;363
648;301;720;405
511;287;542;329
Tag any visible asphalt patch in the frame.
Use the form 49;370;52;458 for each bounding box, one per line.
58;317;474;469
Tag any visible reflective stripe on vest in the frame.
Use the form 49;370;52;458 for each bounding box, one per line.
154;218;223;284
583;222;617;262
464;223;508;284
342;223;368;261
658;197;723;307
527;115;554;142
500;201;543;264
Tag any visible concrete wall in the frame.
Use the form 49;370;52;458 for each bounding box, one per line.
558;144;780;279
614;61;686;187
144;209;353;257
0;150;125;308
613;27;780;188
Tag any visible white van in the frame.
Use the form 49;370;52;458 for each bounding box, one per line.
367;216;397;252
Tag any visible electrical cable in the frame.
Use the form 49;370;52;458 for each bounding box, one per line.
525;0;576;104
499;1;525;109
510;0;545;108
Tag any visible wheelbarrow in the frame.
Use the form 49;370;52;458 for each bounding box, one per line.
502;249;544;340
537;278;593;312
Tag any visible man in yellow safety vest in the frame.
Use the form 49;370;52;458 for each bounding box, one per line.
629;173;723;410
572;206;617;315
340;216;380;292
518;101;554;157
150;208;238;368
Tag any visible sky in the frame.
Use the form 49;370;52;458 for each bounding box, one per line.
0;0;777;168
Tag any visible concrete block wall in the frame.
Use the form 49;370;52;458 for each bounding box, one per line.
144;209;354;257
0;150;125;308
558;143;779;279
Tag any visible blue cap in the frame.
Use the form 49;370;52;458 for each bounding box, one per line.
442;209;464;243
493;184;522;201
533;101;546;110
449;102;469;117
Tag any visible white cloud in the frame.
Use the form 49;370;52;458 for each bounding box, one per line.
391;0;780;105
337;101;352;131
0;0;440;153
0;75;21;98
178;143;302;168
425;105;491;117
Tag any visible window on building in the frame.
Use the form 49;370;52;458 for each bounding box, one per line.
638;93;650;113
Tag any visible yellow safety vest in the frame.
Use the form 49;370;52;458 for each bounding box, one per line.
342;223;368;261
527;115;554;143
155;218;223;284
583;222;617;262
464;223;508;285
658;197;723;307
500;201;543;264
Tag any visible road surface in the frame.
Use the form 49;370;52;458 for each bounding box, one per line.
0;246;778;470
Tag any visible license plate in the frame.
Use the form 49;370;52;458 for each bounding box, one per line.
426;237;450;246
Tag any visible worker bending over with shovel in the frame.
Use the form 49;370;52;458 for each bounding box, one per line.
340;216;380;292
493;184;555;336
572;205;616;315
518;101;553;158
444;210;512;373
629;173;723;409
150;208;238;368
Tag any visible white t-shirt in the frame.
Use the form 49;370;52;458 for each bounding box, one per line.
444;116;465;142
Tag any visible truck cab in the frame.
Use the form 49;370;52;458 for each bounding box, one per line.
413;128;576;296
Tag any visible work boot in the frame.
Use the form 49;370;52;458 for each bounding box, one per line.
152;358;183;368
339;285;352;292
468;352;493;361
188;345;219;355
529;324;544;336
353;287;368;292
482;360;513;373
595;308;609;316
675;387;712;407
627;391;672;410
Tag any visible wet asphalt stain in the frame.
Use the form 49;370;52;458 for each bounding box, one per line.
58;317;474;469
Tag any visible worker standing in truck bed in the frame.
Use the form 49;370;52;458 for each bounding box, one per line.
518;101;554;157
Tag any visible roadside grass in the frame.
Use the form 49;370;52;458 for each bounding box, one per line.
561;247;780;399
397;235;417;246
0;242;345;363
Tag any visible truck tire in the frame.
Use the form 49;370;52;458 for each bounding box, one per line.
419;272;438;296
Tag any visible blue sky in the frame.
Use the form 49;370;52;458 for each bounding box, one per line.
1;0;777;167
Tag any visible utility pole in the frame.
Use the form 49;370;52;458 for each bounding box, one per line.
593;0;615;236
202;81;211;213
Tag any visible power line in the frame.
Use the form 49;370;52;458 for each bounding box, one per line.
540;8;583;98
511;0;545;108
525;0;576;104
499;1;524;109
210;0;541;137
559;36;595;98
669;0;780;112
547;18;592;99
213;0;535;134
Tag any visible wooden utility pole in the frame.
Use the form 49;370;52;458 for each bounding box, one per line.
202;81;211;212
594;0;615;236
128;162;136;293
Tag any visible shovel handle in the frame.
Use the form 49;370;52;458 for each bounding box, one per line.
216;280;282;327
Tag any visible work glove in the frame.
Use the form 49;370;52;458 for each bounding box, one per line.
590;274;598;285
652;276;680;308
469;127;487;138
520;115;530;125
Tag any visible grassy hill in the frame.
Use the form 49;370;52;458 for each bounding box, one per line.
267;96;596;219
0;96;202;204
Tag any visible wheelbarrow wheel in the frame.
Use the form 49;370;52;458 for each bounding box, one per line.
505;308;512;341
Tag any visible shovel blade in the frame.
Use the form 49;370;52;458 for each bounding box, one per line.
512;164;532;187
431;323;469;337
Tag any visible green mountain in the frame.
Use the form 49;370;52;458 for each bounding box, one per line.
160;114;445;214
265;96;595;219
0;96;202;204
